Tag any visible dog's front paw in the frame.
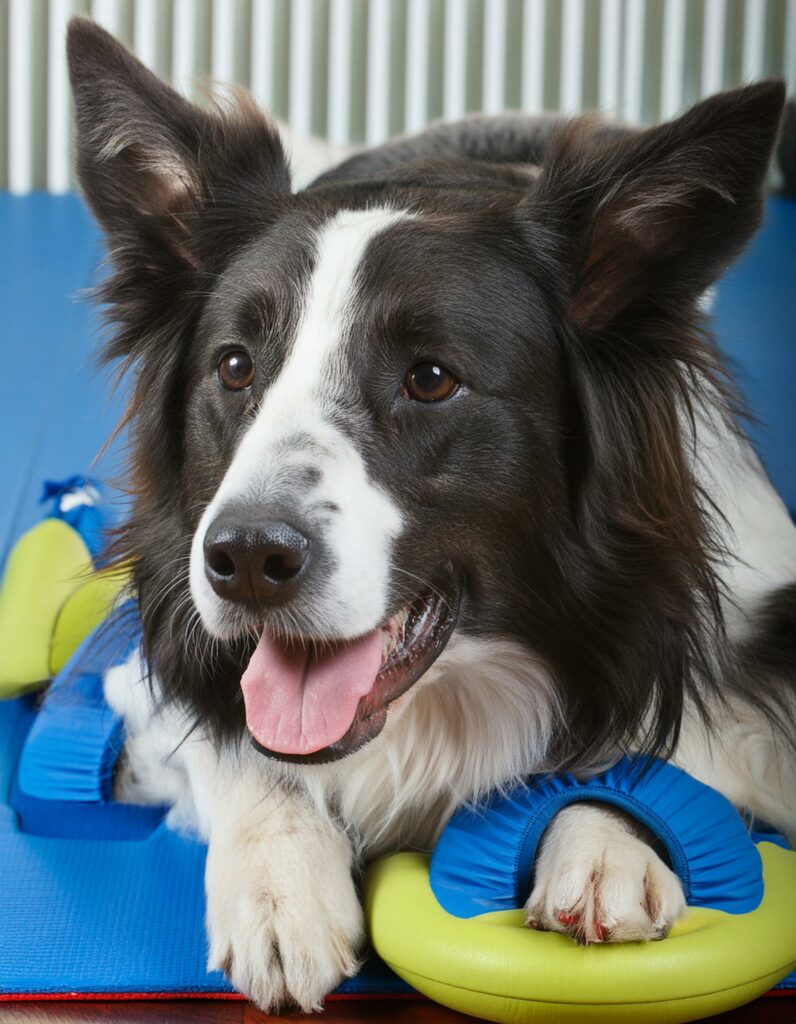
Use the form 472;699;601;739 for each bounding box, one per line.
205;829;364;1012
524;803;686;943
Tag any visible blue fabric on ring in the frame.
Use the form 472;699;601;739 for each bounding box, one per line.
430;757;765;919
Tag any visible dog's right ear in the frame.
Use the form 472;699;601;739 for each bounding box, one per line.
67;17;290;269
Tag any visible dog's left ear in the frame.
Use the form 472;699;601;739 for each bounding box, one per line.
529;81;785;330
67;17;290;270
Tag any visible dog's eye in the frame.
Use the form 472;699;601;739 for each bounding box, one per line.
218;350;254;391
402;363;460;403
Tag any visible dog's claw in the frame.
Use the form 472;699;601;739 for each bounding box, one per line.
592;921;608;942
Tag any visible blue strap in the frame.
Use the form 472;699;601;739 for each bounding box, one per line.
430;756;765;918
17;601;141;803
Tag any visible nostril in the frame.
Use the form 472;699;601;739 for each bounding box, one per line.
207;548;236;578
263;551;304;582
203;513;311;603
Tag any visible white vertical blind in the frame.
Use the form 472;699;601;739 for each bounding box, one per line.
172;0;196;95
134;0;159;70
289;0;313;136
404;0;429;133
521;0;546;112
660;0;686;118
482;0;507;114
3;0;793;192
623;0;645;122
212;0;236;84
8;0;33;194
598;0;622;113
560;0;585;113
443;0;468;121
47;0;73;194
366;0;391;144
742;0;768;82
91;0;122;36
701;0;727;96
328;0;352;145
250;0;276;112
786;0;796;95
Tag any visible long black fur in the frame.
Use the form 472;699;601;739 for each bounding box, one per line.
67;17;793;768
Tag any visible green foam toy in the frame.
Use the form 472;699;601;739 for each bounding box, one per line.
367;844;796;1024
0;485;129;698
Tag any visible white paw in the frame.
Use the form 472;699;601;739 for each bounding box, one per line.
525;803;686;943
205;829;364;1012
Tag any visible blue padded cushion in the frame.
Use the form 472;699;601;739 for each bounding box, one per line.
430;757;765;919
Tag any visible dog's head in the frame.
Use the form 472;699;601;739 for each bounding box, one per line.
68;19;784;765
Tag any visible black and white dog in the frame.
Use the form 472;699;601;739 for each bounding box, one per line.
67;19;796;1012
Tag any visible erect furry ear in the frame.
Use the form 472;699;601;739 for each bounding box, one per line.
529;80;785;330
67;17;290;268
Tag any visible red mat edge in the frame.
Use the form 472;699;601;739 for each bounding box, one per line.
0;992;423;1003
1;991;792;1003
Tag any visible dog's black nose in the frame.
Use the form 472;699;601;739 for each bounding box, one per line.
203;513;310;604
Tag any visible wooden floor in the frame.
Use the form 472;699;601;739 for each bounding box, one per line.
1;996;794;1023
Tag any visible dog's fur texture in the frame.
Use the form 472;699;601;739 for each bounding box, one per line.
68;18;796;1011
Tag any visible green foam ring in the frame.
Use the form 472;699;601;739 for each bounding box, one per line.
367;844;796;1024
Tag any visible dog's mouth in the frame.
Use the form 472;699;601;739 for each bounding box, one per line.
241;581;459;764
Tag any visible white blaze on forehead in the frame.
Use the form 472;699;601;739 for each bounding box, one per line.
250;205;411;457
290;206;408;396
190;206;410;638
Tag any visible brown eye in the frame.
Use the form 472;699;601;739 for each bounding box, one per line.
218;350;254;390
402;362;460;403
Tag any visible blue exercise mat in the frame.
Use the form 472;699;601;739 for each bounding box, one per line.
0;192;794;998
1;613;793;995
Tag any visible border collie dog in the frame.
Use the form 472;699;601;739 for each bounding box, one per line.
68;19;796;1012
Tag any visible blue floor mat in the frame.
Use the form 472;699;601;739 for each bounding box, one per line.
0;681;408;997
0;634;792;996
0;194;127;565
0;192;794;998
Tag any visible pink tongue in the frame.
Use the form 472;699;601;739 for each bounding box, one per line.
241;627;385;755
